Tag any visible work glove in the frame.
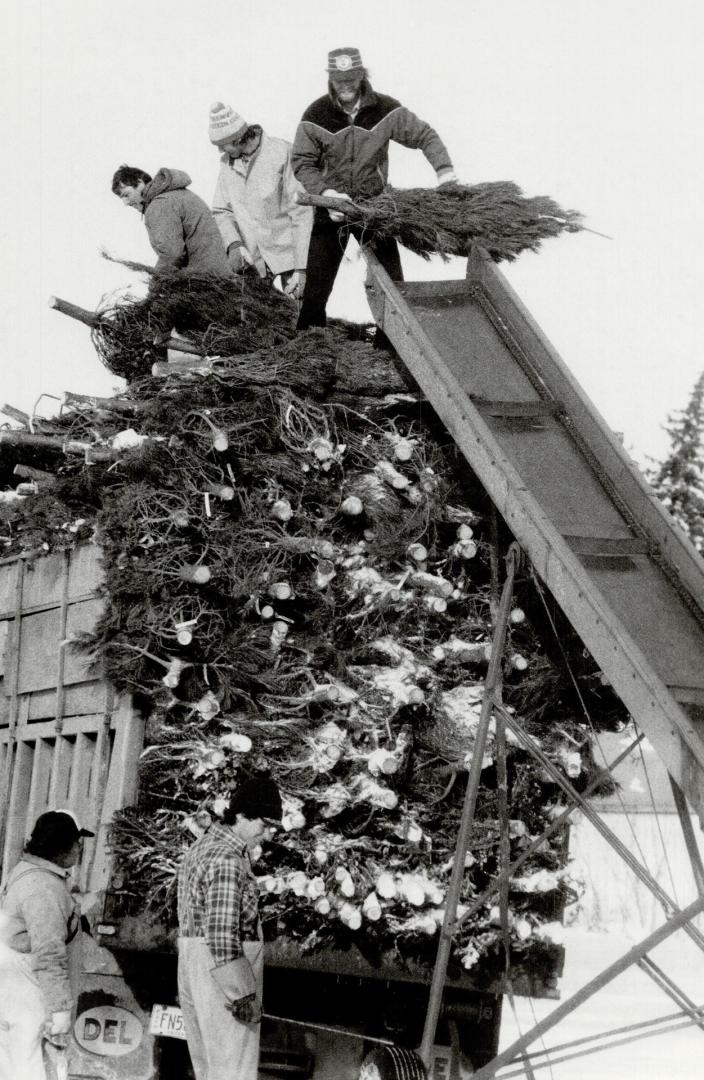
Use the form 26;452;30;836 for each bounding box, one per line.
322;189;354;223
283;270;306;300
45;1011;72;1038
225;992;262;1024
227;243;254;273
48;1011;72;1036
436;167;459;187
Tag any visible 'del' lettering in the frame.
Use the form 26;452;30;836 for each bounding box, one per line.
82;1018;101;1041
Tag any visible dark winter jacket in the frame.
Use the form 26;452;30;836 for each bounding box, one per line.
292;82;454;200
142;168;230;275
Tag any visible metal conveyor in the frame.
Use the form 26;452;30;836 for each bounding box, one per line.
364;247;704;824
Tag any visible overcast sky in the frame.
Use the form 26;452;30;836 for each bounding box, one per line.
3;0;703;464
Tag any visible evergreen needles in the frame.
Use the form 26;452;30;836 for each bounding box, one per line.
92;262;297;380
0;269;621;988
352;182;583;262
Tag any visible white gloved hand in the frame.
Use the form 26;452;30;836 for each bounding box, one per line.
436;168;459;186
47;1011;72;1036
283;270;306;300
322;188;353;222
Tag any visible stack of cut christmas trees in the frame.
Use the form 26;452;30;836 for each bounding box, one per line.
0;186;621;990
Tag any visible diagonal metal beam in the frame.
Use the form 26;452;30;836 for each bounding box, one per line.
636;956;704;1032
670;775;704;897
498;704;704;956
497;1003;704;1075
496;1010;704;1078
418;543;520;1069
450;732;645;936
472;894;704;1079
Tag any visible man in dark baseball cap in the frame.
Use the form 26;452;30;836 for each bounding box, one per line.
0;808;90;1074
28;809;95;851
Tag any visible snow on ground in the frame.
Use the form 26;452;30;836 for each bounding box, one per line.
500;929;703;1080
499;805;704;1079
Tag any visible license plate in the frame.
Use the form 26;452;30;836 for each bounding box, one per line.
149;1004;187;1040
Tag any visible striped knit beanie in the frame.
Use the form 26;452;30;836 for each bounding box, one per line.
208;101;248;145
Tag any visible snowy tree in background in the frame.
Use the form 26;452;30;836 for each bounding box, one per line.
650;371;704;552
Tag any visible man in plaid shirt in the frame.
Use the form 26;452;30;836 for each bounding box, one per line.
177;777;282;1080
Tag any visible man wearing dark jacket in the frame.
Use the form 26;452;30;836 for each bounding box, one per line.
292;47;457;331
112;165;230;275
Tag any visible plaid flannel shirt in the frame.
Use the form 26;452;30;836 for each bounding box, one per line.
177;823;260;966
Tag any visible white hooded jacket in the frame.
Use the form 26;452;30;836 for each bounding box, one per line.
212;132;313;277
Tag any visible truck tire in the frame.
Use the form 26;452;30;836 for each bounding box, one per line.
359;1045;428;1080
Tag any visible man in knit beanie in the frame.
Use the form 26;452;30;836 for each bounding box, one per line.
177;776;283;1080
208;102;312;300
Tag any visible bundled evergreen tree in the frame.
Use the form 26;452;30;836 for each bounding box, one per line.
650;371;704;552
1;261;622;991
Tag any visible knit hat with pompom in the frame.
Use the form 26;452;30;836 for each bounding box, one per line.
208;102;248;145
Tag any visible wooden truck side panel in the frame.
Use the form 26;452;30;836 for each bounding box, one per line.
0;547;155;1079
0;545;507;1076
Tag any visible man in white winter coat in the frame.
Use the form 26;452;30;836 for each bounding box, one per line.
208;102;313;300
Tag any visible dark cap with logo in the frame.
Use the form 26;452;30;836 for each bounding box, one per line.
327;48;364;74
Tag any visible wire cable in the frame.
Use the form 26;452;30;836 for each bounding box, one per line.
495;1013;703;1078
528;566;653;873
635;725;680;904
